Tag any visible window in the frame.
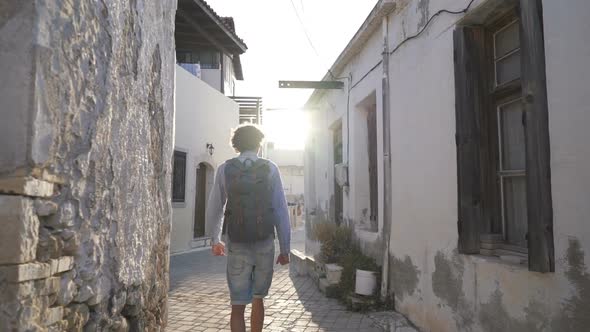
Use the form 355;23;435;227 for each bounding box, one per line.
176;50;220;69
172;151;187;203
454;1;554;272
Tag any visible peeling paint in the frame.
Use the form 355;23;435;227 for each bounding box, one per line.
417;0;430;30
552;238;590;331
389;255;420;300
432;251;474;329
479;289;549;332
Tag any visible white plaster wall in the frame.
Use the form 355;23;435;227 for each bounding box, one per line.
171;65;239;254
305;0;590;330
200;68;222;92
304;22;386;258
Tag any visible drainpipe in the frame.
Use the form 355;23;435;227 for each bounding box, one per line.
380;13;393;302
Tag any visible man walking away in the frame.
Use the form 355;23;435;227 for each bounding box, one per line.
206;124;291;332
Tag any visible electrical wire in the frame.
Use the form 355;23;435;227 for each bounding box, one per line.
350;60;383;90
349;0;477;91
388;0;477;55
288;0;349;81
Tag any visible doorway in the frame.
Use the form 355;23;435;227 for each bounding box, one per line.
193;162;211;238
333;124;343;226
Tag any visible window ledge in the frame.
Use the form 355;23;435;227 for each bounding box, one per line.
477;234;528;267
471;253;529;270
172;202;186;209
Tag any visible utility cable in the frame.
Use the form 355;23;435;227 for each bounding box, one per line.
349;0;477;91
388;0;477;55
288;0;349;81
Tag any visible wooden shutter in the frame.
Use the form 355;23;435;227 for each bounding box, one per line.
454;26;485;254
519;0;555;272
367;107;378;229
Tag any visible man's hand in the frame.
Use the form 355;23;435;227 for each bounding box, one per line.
276;254;290;265
212;242;226;256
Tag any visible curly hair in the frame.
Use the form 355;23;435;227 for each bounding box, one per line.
230;124;265;152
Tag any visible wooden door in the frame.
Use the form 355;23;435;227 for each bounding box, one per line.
193;164;207;238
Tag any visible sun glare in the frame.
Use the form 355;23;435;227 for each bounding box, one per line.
263;109;309;150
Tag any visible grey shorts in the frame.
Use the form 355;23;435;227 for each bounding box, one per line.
226;239;275;305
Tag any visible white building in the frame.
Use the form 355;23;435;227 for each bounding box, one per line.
304;0;590;331
266;144;305;199
170;0;247;254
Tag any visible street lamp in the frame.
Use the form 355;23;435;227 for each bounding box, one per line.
206;143;215;156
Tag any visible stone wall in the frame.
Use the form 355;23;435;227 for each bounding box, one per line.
0;0;176;331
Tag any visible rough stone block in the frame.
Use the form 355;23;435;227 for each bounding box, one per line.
0;177;54;197
49;256;74;275
43;307;64;327
34;199;58;216
47;320;68;332
0;280;47;331
57;279;77;306
74;285;95;303
0;262;50;283
64;303;90;331
38;277;60;295
38;233;64;261
0;195;39;264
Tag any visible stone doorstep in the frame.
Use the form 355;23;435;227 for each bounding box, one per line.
0;176;54;198
49;256;74;275
0;262;51;283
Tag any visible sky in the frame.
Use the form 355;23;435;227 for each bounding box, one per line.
205;0;378;149
206;0;378;109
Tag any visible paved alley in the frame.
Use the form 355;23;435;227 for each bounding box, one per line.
168;229;383;331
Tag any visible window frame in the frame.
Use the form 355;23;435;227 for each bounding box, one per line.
454;0;554;272
172;150;187;203
482;14;528;251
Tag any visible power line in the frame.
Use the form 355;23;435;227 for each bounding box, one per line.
388;0;476;55
288;0;348;81
350;0;477;90
289;0;320;58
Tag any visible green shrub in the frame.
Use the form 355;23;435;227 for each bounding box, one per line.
311;221;381;303
310;222;354;264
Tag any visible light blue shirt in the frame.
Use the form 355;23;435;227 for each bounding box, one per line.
205;151;291;255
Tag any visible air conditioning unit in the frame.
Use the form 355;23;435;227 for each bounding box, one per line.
334;163;348;187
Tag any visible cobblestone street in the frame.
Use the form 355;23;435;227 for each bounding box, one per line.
168;228;383;331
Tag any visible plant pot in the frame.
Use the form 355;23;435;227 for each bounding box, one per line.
355;269;377;296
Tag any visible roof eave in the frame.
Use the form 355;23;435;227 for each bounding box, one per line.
191;0;248;53
304;0;399;108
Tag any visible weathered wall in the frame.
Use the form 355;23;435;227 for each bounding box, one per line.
305;0;590;331
0;0;176;330
304;8;386;260
200;68;223;93
171;66;239;254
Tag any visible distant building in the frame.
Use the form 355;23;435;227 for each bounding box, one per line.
266;143;305;228
175;0;245;95
304;0;590;331
171;0;247;254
